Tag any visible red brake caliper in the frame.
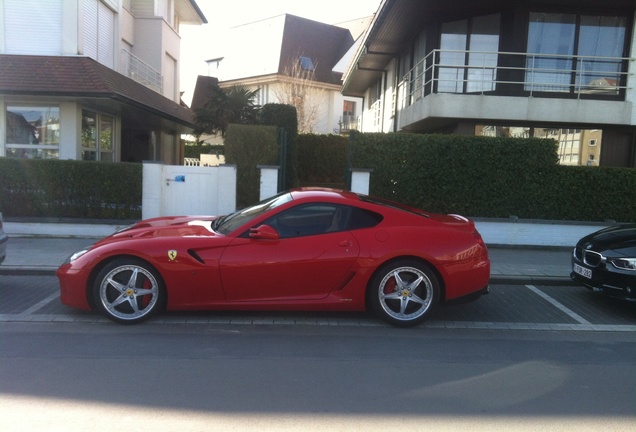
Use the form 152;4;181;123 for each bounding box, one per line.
384;277;396;295
140;277;152;308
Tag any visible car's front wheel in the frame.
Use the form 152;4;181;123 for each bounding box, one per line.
370;260;440;327
93;258;165;324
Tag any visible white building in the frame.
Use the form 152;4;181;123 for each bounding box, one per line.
0;0;206;164
192;14;367;135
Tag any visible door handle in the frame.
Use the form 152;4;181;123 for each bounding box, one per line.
339;240;351;247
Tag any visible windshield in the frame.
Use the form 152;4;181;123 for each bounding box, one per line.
215;192;293;235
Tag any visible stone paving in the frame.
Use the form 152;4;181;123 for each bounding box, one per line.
1;275;634;331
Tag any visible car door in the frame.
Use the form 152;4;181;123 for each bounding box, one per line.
219;204;360;302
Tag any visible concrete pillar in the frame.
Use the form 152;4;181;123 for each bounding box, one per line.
258;165;280;201
351;168;372;195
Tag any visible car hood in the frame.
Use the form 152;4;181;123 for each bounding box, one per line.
106;216;221;241
578;224;636;257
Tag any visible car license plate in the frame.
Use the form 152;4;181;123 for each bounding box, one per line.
573;263;592;279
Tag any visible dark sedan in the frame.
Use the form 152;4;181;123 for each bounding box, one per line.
571;224;636;301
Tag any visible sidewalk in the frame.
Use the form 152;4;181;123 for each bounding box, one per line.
0;235;575;285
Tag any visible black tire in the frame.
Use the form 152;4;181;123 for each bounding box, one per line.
93;258;165;324
369;259;440;327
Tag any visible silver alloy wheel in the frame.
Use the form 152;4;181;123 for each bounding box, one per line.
377;265;434;323
97;263;160;322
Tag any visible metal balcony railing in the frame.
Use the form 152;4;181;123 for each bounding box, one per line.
398;49;633;109
339;115;360;133
120;49;163;93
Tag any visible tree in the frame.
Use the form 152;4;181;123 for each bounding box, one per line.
272;56;326;134
193;85;259;138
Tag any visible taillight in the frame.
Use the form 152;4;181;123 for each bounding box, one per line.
472;230;488;251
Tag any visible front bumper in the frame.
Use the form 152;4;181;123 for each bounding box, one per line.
57;263;93;310
571;257;636;301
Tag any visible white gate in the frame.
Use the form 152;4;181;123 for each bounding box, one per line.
142;162;237;219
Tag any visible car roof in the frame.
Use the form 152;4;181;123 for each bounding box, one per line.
289;187;361;202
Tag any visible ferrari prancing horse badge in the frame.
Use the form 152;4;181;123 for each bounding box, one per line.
168;250;177;261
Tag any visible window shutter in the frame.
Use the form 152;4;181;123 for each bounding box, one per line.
97;1;115;68
4;0;62;54
83;0;98;59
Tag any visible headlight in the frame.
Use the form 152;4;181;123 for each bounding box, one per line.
610;258;636;271
67;249;89;263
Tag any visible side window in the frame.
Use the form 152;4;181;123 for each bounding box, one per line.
265;204;348;238
348;207;384;230
260;204;383;238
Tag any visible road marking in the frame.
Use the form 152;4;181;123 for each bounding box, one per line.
525;285;591;325
18;292;59;317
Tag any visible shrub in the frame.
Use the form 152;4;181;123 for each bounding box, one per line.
224;124;279;208
349;132;634;222
0;158;141;219
260;104;298;188
296;134;348;188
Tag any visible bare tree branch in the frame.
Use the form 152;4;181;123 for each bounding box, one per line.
272;56;326;133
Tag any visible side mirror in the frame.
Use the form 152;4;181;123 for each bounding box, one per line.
249;224;280;240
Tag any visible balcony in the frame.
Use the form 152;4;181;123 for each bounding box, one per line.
396;49;634;130
120;49;163;94
338;115;360;134
400;49;631;103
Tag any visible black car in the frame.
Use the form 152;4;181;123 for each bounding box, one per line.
571;224;636;301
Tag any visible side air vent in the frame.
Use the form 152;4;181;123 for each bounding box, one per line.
188;249;205;264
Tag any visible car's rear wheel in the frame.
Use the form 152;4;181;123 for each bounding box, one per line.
370;260;439;327
93;258;165;324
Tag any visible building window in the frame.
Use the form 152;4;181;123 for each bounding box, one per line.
476;125;603;166
299;56;315;71
5;106;60;159
525;13;626;95
340;100;357;132
438;14;500;93
82;110;114;161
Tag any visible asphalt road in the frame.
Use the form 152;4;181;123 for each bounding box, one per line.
1;321;634;431
0;275;635;431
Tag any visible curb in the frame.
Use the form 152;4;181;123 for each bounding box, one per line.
0;266;58;276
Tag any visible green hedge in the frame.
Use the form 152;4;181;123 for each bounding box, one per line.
296;134;349;188
1;132;633;222
224;124;279;208
260;104;299;189
0;158;141;219
349;132;635;222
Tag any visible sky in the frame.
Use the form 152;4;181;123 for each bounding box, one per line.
179;0;383;104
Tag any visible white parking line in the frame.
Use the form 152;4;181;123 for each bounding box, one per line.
18;292;59;317
525;285;591;325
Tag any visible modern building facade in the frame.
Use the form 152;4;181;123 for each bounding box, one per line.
342;0;636;167
193;14;367;136
0;0;206;164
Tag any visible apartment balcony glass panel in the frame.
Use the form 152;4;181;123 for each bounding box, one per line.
525;13;626;95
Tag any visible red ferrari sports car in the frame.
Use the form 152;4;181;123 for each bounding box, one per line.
57;188;490;327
